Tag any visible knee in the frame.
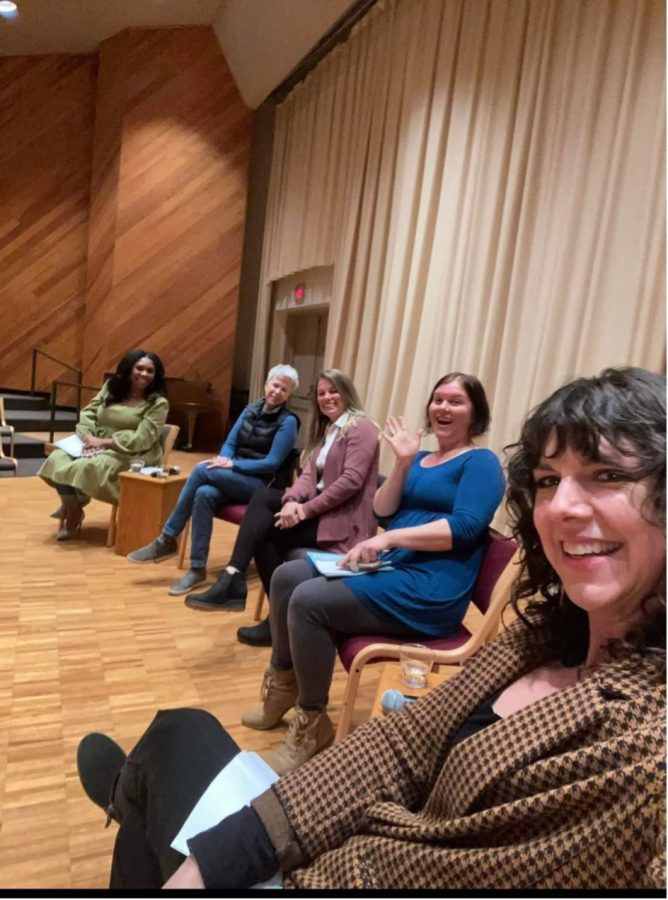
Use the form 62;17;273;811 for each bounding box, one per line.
152;708;225;744
192;485;221;513
286;583;320;630
270;560;309;602
247;486;276;512
186;466;207;487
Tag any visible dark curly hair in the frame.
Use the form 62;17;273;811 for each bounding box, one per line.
424;372;491;437
505;367;665;668
104;349;166;406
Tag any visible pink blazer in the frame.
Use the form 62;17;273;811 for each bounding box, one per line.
282;417;380;553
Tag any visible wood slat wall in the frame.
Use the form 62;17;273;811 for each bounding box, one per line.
0;28;250;441
0;55;96;397
83;27;250;442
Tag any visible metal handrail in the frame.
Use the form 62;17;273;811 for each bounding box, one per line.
49;380;100;443
31;348;81;394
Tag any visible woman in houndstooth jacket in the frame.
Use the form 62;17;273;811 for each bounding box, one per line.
78;367;666;891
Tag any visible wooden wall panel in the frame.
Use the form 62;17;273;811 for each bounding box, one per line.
83;27;251;444
0;56;96;398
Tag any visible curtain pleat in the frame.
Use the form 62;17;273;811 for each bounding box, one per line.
251;0;665;481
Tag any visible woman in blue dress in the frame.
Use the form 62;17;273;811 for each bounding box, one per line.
241;372;505;775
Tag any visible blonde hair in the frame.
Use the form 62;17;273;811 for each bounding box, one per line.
303;369;367;456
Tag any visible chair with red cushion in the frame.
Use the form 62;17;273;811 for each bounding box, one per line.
334;529;519;741
176;450;302;620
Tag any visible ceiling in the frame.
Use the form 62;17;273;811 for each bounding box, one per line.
0;0;360;108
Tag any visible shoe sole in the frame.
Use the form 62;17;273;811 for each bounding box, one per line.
241;714;287;731
237;634;272;647
168;579;208;596
184;597;246;612
126;550;178;564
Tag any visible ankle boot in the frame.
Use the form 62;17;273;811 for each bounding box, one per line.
185;570;247;611
263;706;334;776
56;494;85;541
237;616;271;646
241;666;297;731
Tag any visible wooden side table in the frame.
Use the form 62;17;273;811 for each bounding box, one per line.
371;663;460;719
114;471;188;556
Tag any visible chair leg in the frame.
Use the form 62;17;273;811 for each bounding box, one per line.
177;520;190;570
106;505;117;548
253;585;265;622
335;662;365;742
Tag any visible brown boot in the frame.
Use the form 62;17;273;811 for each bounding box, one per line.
263;706;334;775
241;667;297;731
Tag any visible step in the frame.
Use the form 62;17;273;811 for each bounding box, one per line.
1;433;47;460
1;390;52;412
0;457;45;478
3;408;78;432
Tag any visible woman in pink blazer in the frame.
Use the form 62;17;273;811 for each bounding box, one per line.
183;369;380;644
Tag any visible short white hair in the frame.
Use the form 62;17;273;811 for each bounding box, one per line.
267;364;299;389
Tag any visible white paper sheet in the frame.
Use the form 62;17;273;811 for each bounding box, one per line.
170;751;282;887
54;434;85;458
306;549;393;577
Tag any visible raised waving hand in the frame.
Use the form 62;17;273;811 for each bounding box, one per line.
380;416;424;462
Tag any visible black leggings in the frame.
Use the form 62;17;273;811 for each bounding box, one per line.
229;487;320;593
109;708;238;889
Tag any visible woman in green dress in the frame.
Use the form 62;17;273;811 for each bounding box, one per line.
39;349;168;541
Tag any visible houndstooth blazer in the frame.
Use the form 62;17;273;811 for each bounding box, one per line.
252;618;665;890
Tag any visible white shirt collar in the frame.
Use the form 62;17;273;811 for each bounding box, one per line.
330;411;352;429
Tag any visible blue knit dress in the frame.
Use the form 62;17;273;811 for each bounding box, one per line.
346;448;505;636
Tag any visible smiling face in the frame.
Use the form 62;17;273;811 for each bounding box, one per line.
532;435;666;632
427;379;474;450
316;377;346;422
131;356;156;394
263;375;294;410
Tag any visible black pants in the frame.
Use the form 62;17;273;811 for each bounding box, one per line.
229;486;320;593
110;708;237;889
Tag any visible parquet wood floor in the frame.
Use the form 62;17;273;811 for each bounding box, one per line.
0;452;380;889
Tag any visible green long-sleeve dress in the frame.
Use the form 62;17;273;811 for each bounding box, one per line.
38;384;169;505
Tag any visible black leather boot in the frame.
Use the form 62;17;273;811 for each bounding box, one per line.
237;616;272;647
185;570;247;611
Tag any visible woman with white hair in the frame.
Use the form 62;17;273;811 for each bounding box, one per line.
127;365;300;596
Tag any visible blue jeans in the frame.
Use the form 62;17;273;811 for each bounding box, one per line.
162;464;265;568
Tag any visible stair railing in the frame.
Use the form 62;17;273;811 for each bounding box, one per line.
49;381;100;443
30;348;82;394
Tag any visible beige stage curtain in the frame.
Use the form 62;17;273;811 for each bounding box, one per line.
250;0;665;478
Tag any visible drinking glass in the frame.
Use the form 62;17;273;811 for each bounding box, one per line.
399;643;434;690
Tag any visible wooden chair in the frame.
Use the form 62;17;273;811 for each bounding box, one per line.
0;438;18;477
0;397;16;458
106;423;180;547
334;530;519;741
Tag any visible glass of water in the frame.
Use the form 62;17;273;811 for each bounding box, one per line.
129;458;145;473
399;643;434;690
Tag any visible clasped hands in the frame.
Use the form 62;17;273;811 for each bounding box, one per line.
81;434;109;457
274;500;306;529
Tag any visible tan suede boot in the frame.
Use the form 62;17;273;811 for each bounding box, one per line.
263;706;334;775
241;667;298;731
